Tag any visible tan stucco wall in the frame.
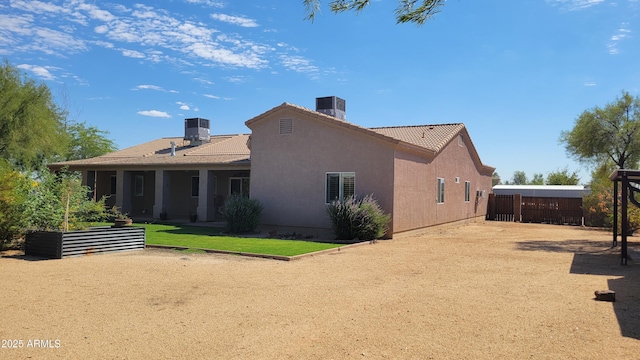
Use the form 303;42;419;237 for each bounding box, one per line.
249;110;396;231
392;134;493;234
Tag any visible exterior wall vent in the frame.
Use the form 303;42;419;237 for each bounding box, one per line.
279;118;293;135
316;96;346;120
184;118;211;146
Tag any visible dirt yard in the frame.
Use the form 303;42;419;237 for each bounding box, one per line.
1;221;639;359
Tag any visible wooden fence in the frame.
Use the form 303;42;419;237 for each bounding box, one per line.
487;194;584;225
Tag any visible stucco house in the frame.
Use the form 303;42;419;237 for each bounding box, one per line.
51;97;495;238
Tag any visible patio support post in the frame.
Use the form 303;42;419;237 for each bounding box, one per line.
153;170;165;219
196;169;209;222
621;172;629;265
613;179;618;248
116;170;132;214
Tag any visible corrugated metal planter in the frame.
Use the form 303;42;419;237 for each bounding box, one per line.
25;226;146;259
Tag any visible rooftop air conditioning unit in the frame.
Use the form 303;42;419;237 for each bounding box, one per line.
184;118;211;146
316;96;346;120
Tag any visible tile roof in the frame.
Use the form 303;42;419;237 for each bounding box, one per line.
52;134;250;168
369;124;465;153
52;102;493;174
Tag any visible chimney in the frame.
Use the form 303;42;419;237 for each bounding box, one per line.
316;96;346;120
170;141;176;156
184;118;211;146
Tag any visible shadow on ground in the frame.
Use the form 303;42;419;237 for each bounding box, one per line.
0;252;49;262
516;238;640;340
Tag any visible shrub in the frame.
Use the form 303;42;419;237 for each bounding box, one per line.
326;194;390;241
0;160;29;248
23;168;109;231
219;194;263;233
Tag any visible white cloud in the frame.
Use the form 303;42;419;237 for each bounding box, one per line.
17;63;56;80
184;0;225;7
177;101;191;110
122;48;145;58
280;55;319;76
223;76;247;83
94;25;108;34
546;0;605;11
3;1;321;73
211;13;259;27
608;23;631;54
132;84;164;91
194;77;214;85
137;110;171;118
203;94;231;100
583;81;597;86
92;40;114;48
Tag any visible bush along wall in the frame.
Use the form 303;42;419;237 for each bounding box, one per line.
219;194;263;234
326;194;390;241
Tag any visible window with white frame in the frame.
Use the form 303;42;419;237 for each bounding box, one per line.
437;178;445;204
464;181;471;202
135;175;144;196
326;172;355;203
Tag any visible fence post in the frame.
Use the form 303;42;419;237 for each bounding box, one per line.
487;193;496;220
513;194;522;222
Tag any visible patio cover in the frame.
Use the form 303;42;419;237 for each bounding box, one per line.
609;169;640;265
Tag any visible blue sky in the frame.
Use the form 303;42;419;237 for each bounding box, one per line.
2;0;639;184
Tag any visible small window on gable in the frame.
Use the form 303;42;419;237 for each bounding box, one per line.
458;134;465;147
279;118;293;135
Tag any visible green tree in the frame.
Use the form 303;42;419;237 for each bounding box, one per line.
303;0;445;25
0;160;28;247
546;168;580;185
0;60;67;170
492;171;501;186
511;171;528;185
65;122;117;161
530;173;544;185
560;91;640;171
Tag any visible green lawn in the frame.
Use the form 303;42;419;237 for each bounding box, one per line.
138;223;342;257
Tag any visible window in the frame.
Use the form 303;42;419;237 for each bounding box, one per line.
135;175;144;196
326;172;355;203
191;176;199;197
464;181;471;202
230;177;250;197
279;118;293;135
437;178;445;204
110;175;117;195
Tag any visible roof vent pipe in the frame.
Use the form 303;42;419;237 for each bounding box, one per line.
170;141;176;156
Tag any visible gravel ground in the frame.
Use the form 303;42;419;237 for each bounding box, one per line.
1;221;639;359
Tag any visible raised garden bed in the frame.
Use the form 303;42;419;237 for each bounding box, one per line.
25;226;145;259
